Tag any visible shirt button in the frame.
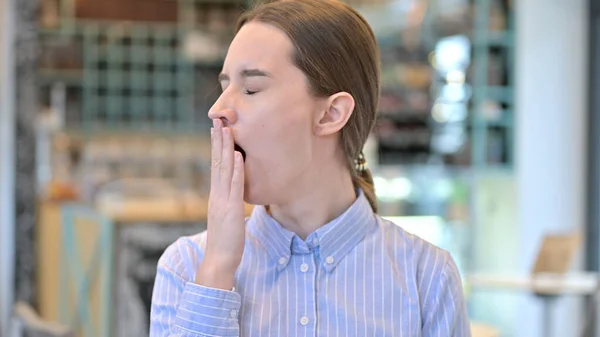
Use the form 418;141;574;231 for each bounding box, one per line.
326;256;335;264
300;263;309;273
230;310;238;318
279;257;287;265
300;316;309;325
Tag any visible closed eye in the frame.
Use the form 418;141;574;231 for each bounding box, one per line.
244;89;258;95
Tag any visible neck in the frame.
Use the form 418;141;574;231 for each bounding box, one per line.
268;156;356;240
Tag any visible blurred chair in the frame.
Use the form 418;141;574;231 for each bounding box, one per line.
58;204;114;337
470;322;501;337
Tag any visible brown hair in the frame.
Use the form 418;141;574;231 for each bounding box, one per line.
237;0;380;213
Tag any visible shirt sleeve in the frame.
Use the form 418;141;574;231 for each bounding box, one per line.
150;236;242;337
421;252;472;337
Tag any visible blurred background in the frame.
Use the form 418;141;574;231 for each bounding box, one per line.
0;0;597;336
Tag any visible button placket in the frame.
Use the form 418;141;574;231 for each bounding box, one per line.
296;254;318;333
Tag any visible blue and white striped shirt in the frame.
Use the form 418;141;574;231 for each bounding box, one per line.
150;190;471;336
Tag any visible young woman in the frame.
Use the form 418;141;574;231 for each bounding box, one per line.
150;0;470;336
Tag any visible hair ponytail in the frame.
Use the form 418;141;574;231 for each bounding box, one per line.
352;168;378;213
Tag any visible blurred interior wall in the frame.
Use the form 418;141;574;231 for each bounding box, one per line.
0;0;16;335
587;0;600;289
516;0;589;336
587;1;600;334
13;0;38;305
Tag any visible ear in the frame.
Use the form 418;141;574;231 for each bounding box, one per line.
313;92;355;136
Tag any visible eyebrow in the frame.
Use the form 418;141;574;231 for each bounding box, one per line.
218;68;271;82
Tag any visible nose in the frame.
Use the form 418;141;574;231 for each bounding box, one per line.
208;92;238;125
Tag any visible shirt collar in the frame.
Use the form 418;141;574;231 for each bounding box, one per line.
247;189;376;272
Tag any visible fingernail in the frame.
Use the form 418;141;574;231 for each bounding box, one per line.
210;127;214;136
212;119;216;127
223;127;229;136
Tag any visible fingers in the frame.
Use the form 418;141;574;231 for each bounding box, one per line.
210;119;223;186
210;118;240;201
230;151;245;201
220;126;235;189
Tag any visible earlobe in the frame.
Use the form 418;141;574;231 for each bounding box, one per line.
314;92;355;136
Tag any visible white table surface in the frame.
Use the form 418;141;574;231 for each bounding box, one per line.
467;272;600;295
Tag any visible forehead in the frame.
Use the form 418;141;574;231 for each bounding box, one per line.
223;21;295;75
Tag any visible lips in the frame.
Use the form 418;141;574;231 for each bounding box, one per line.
234;143;246;161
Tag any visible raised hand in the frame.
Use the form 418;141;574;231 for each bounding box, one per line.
195;118;246;290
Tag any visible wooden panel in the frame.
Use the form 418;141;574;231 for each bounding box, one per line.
75;0;177;22
37;200;62;324
36;200;106;335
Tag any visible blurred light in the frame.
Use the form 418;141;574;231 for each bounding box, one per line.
428;51;437;68
432;104;448;123
383;216;445;246
433;179;454;199
374;176;412;201
432;102;468;123
431;127;466;154
434;35;470;72
439;83;471;102
183;32;222;62
446;70;465;84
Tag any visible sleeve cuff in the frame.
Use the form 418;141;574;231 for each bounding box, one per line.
175;282;242;336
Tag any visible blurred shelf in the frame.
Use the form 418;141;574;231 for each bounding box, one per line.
472;31;514;47
470;109;514;128
177;0;248;4
39;21;185;36
378;109;431;122
38;69;83;86
378;136;430;149
192;60;225;68
472;86;513;104
59;126;211;139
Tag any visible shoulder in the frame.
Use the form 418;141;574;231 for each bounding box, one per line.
374;216;464;309
375;215;458;281
157;231;208;282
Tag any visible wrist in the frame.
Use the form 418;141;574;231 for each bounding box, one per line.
195;257;238;290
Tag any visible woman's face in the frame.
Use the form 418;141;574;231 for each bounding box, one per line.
208;21;324;205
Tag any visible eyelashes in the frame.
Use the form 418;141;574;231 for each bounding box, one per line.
218;84;259;96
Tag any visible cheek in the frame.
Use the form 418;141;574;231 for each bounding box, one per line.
251;121;310;160
250;104;312;148
246;114;312;174
242;88;316;165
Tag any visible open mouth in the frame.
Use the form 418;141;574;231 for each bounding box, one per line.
234;143;246;162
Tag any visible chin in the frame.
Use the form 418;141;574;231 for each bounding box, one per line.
243;188;268;206
243;182;277;206
243;165;271;206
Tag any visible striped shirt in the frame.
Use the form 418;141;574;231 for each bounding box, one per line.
150;190;471;336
